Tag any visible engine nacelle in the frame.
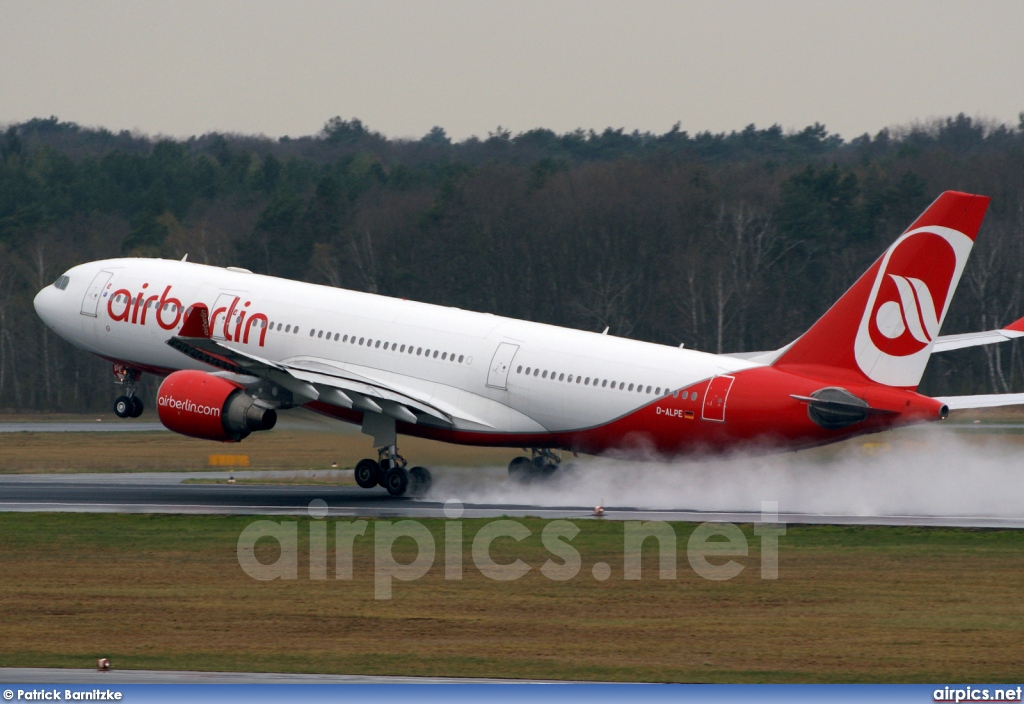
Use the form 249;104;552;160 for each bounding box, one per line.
157;370;277;442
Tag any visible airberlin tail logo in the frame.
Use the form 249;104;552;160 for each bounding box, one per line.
854;226;973;386
874;274;941;347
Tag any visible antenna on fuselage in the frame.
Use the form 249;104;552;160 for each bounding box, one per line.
181;253;189;262
601;326;609;335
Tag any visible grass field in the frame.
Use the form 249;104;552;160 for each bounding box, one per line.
0;424;521;473
1;513;1023;682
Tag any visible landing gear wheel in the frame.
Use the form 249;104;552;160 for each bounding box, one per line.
354;459;381;488
508;456;532;484
112;365;142;418
383;466;409;497
532;456;558;478
408;466;433;497
114;396;133;418
510;450;563;484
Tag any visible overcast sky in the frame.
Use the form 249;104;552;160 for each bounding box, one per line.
1;1;1022;142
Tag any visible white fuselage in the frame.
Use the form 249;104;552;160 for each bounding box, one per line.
35;258;759;440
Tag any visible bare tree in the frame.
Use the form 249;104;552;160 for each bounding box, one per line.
0;260;21;408
570;268;636;337
718;204;790;351
964;223;1023;392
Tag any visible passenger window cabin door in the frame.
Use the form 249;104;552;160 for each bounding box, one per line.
486;342;520;389
210;291;249;341
80;271;114;317
702;375;735;422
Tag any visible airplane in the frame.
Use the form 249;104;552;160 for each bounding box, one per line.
33;190;1024;496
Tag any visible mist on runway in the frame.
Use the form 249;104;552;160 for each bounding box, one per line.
422;429;1024;519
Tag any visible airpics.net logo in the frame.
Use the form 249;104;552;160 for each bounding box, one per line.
236;500;786;599
934;686;1024;703
157;394;221;417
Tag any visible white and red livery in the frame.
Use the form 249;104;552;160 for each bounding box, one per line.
33;191;1024;495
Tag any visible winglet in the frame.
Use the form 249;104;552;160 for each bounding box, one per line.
179;304;211;339
1004;316;1024;334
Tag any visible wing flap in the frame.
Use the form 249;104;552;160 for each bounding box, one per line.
286;363;494;428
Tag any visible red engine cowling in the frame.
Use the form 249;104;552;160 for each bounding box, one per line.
157;370;277;442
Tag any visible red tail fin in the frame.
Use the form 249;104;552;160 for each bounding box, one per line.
773;191;990;389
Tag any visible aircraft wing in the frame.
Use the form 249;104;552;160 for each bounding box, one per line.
726;317;1024;362
165;305;490;428
281;358;494;427
725;343;792;364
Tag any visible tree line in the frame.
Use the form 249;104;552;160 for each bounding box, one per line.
1;113;1023;412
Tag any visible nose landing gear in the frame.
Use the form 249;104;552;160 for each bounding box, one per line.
112;364;144;418
114;395;143;418
353;444;433;497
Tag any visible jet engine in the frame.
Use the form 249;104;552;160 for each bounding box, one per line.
156;370;277;442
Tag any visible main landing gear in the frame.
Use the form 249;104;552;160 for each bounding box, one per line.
112;364;144;418
508;448;563;484
354;444;433;498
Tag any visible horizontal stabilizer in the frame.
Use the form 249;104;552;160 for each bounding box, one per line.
789;387;900;430
733;315;1024;361
936;393;1024;410
790;394;898;416
932;315;1024;353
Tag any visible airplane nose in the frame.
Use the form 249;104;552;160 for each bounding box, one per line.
33;285;58;328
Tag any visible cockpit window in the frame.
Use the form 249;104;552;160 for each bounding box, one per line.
53;275;70;290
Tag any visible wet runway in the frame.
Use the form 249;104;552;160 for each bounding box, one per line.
2;471;1023;527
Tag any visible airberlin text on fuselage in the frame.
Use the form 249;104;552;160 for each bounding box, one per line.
105;283;269;346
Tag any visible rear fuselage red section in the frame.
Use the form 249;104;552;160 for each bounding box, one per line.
309;365;946;456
